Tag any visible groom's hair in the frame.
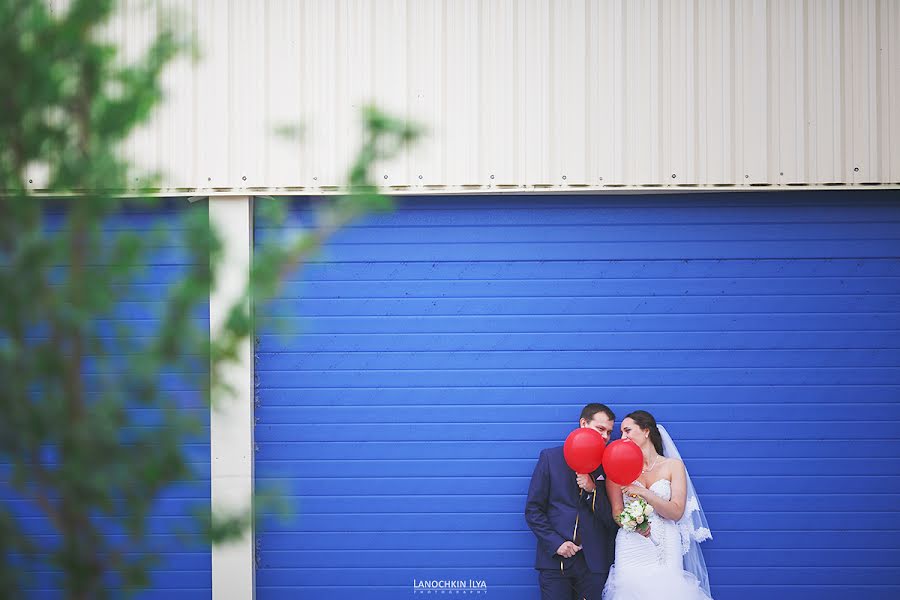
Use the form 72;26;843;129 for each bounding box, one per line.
580;403;615;423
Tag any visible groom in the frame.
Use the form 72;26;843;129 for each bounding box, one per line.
525;403;618;600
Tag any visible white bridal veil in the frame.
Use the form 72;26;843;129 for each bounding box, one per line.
657;424;713;596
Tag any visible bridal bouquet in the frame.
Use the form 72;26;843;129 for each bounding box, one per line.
618;497;653;533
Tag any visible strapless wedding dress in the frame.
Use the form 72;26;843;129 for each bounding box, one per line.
603;479;713;600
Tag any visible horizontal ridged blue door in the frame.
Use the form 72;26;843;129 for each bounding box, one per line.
1;202;212;599
254;191;900;600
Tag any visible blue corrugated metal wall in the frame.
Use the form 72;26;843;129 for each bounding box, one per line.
1;202;212;599
254;191;900;600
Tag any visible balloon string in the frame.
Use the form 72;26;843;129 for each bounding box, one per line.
573;513;579;546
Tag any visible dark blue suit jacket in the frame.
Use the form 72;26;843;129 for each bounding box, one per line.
524;446;617;573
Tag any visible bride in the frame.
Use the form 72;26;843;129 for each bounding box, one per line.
603;410;714;600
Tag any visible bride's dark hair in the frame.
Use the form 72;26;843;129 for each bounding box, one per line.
625;410;665;456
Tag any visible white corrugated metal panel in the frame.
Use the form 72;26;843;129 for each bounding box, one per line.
36;0;900;193
844;0;880;185
807;0;842;184
881;0;900;183
265;0;303;189
195;0;230;188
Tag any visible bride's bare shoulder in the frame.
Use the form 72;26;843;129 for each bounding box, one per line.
660;456;684;472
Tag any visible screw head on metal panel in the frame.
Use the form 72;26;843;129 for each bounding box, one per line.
242;175;247;181
671;174;676;179
384;174;389;179
490;174;495;179
419;175;423;179
313;177;317;181
599;177;603;181
854;167;860;172
207;177;211;182
745;175;749;179
780;172;784;176
28;179;32;183
562;175;567;180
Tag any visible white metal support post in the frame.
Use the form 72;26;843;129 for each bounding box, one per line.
209;196;255;599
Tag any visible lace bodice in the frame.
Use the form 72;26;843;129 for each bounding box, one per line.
623;478;710;551
622;478;672;505
645;478;671;501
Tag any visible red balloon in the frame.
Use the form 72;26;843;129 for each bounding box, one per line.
563;428;606;473
602;439;643;485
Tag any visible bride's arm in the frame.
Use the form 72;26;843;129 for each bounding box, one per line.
606;477;624;526
627;460;688;521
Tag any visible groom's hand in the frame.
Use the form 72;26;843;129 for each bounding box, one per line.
556;541;582;558
575;474;596;493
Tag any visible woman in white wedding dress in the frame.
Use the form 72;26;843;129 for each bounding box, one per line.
603;410;714;600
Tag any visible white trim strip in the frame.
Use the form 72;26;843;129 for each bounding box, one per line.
209;196;255;599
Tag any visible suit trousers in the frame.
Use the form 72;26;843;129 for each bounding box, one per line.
537;552;608;600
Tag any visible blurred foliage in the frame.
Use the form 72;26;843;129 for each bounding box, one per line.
0;1;420;598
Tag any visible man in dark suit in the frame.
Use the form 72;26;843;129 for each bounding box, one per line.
525;403;619;600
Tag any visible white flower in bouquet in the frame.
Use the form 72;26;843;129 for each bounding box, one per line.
617;497;652;533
